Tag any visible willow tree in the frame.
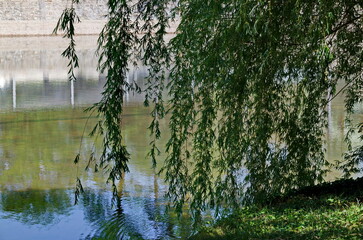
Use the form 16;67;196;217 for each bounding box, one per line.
55;0;363;219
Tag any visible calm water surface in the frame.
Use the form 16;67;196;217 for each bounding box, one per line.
0;36;192;240
0;36;362;239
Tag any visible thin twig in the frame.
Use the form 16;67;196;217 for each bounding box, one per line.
328;81;352;103
78;108;98;155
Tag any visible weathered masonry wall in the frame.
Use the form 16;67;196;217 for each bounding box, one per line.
0;0;178;37
0;0;108;36
0;0;108;21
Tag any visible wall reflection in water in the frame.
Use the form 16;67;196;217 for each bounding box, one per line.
0;36;148;111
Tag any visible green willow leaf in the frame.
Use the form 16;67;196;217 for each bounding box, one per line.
58;0;363;224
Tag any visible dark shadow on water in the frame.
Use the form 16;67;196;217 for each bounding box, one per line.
0;189;73;225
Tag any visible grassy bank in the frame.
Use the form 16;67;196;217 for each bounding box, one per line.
191;178;363;240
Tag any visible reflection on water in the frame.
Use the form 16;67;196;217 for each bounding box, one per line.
0;36;191;240
0;105;188;239
0;189;192;240
81;190;189;240
0;190;72;225
0;36;148;111
1;36;363;239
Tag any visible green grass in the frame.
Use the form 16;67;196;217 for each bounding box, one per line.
190;178;363;240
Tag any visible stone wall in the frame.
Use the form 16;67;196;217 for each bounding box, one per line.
0;0;178;36
0;0;108;36
0;0;108;21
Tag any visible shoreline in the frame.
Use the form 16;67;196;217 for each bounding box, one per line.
0;20;178;37
0;20;107;37
0;33;99;37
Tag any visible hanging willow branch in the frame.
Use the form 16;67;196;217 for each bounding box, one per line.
53;0;80;82
57;0;363;223
53;0;82;203
88;0;137;197
136;0;171;168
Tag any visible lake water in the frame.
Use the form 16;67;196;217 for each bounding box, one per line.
0;36;362;240
0;36;192;240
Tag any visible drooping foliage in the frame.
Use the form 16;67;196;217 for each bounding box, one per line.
54;0;80;82
57;0;363;220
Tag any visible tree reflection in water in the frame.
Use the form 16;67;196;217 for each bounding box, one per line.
0;187;193;239
0;189;72;225
80;176;191;239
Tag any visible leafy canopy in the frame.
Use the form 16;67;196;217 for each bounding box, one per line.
56;0;363;219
